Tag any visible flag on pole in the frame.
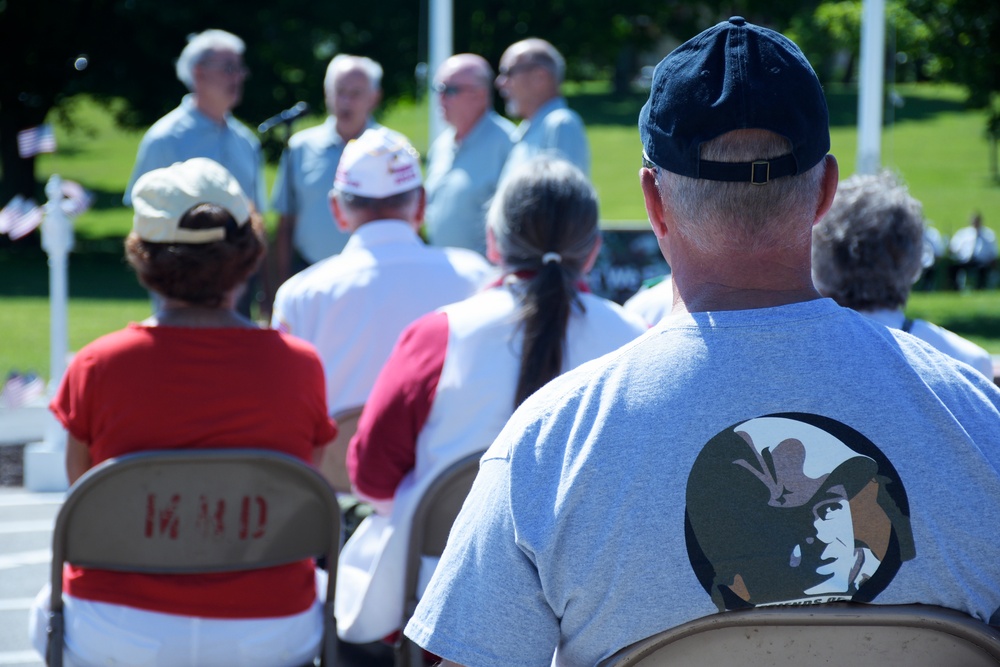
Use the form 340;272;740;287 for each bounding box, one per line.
0;195;25;234
0;195;44;239
17;123;57;158
59;179;93;217
0;371;46;409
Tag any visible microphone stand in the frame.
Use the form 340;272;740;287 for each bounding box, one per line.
261;112;305;320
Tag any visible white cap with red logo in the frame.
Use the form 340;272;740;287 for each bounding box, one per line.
333;127;422;199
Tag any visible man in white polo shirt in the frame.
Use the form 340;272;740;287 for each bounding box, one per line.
272;127;492;418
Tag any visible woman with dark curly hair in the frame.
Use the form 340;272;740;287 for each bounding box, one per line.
30;158;337;667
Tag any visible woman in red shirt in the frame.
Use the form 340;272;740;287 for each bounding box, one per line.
30;158;337;667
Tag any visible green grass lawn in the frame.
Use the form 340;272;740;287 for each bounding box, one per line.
2;82;1000;382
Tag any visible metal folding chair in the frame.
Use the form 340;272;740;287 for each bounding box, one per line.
597;602;1000;666
46;449;340;667
320;405;365;494
395;451;483;667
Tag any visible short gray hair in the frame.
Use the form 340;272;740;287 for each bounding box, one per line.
812;171;924;310
655;129;826;254
324;55;383;97
514;38;566;83
176;29;245;91
334;187;420;218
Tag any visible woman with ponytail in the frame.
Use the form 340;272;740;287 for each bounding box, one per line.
334;156;646;644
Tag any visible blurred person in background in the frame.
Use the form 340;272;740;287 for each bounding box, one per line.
496;38;590;181
271;55;386;285
948;210;998;290
424;53;514;255
812;171;994;379
124;29;264;316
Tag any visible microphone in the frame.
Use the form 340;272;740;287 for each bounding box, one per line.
258;102;310;133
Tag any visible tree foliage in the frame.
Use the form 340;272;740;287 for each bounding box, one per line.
3;0;1000;202
786;1;935;85
908;0;1000;107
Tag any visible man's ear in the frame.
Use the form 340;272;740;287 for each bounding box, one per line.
640;168;669;240
486;226;501;265
813;154;840;225
368;89;383;115
330;195;350;232
412;187;426;228
583;235;602;273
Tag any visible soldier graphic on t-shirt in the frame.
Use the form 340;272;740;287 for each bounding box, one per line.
685;413;915;611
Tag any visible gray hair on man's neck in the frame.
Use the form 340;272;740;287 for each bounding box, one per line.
659;130;826;255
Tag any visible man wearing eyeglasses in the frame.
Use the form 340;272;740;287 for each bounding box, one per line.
424;54;514;255
124;29;264;317
124;29;263;212
495;38;589;183
271;55;386;284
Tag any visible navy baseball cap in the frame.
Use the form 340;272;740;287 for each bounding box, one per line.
639;17;830;185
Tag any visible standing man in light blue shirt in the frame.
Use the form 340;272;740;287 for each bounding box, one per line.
271;55;384;285
124;29;264;317
495;38;590;182
424;54;515;255
124;29;264;211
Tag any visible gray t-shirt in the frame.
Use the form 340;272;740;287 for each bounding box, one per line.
406;298;1000;666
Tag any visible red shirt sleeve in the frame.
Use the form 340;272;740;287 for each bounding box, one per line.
347;311;449;500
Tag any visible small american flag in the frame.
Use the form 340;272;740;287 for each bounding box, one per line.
0;372;46;409
59;179;93;217
17;123;57;159
0;195;44;239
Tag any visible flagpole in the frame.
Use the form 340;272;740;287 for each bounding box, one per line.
42;175;73;391
857;0;886;175
23;175;74;491
428;0;453;146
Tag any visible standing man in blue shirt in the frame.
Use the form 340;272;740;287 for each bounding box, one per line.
495;38;590;182
124;29;264;316
124;29;263;211
424;54;514;255
271;55;385;285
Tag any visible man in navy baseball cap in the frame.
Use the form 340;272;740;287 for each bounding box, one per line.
640;16;830;185
401;18;1000;667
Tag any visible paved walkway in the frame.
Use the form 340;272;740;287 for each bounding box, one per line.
0;487;61;667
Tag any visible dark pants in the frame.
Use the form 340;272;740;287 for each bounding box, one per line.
949;260;996;290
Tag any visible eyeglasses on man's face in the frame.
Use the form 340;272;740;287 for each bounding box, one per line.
433;82;476;97
497;62;538;79
199;60;249;77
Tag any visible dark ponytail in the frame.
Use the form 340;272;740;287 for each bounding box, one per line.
487;157;600;408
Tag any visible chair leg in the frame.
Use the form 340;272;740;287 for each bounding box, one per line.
46;611;64;667
407;637;425;667
321;613;338;667
393;637;410;667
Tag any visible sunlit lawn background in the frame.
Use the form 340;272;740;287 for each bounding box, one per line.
2;81;999;382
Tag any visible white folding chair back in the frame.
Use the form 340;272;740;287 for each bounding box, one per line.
47;449;340;667
598;603;1000;667
395;450;483;667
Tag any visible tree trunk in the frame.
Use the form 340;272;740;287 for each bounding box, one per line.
0;99;48;204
